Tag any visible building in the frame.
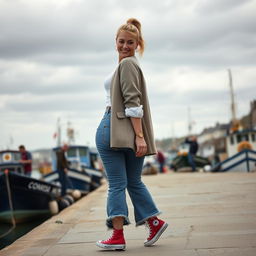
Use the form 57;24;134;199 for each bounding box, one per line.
197;123;229;161
240;100;256;130
198;100;256;160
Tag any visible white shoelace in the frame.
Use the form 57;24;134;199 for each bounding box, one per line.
145;222;152;238
104;232;114;242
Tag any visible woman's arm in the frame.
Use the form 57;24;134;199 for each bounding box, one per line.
119;59;147;156
130;117;147;157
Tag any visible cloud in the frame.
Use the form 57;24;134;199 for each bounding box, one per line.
0;0;255;150
195;0;253;14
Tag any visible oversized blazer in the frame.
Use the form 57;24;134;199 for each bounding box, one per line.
110;56;157;155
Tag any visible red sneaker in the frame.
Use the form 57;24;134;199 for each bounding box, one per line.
144;217;168;246
96;228;126;250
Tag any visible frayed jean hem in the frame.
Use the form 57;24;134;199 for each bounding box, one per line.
106;215;131;229
135;211;162;227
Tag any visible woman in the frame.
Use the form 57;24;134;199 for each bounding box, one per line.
95;18;168;251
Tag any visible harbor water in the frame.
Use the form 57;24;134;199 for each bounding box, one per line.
0;170;45;250
0;217;48;249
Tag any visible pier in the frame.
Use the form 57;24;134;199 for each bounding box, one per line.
1;172;256;256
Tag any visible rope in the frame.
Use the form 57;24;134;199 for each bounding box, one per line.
0;170;16;239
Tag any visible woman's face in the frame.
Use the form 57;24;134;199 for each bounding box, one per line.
116;31;138;61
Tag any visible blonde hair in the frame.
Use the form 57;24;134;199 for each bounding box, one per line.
116;18;145;56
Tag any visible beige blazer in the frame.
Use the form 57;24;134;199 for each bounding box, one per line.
110;56;157;155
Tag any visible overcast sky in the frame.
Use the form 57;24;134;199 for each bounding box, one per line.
0;0;255;150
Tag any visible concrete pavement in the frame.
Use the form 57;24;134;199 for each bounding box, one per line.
1;172;256;256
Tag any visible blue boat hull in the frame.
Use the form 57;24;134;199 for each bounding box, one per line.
84;168;103;191
44;168;92;194
0;171;60;223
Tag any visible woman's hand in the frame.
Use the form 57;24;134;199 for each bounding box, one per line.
129;117;147;157
135;136;147;157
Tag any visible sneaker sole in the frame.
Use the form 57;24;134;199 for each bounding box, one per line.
144;222;168;247
96;241;126;250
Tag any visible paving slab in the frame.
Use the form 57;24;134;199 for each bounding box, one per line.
1;172;256;256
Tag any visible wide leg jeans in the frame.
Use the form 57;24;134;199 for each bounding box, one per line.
96;111;160;228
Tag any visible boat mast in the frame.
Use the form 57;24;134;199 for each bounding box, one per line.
188;106;193;135
228;69;240;132
170;122;177;151
57;118;61;147
228;69;236;122
67;121;75;145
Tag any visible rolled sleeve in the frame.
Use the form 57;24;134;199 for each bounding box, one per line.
125;105;144;118
119;59;141;108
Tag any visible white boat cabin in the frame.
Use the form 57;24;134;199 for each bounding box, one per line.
226;130;256;157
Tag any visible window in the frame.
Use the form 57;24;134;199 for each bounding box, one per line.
13;152;21;161
236;134;242;143
230;136;234;145
252;133;256;142
67;148;77;157
244;134;249;141
79;148;88;157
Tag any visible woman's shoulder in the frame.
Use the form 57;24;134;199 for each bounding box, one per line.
119;56;140;71
120;56;139;65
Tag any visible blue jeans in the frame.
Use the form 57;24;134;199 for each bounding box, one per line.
159;162;165;173
96;111;160;228
57;169;73;196
188;153;196;171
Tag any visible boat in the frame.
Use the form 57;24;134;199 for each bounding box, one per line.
170;142;210;172
226;129;256;158
210;70;256;172
43;145;103;194
171;152;210;172
210;148;256;172
88;148;104;191
0;150;60;224
209;129;256;172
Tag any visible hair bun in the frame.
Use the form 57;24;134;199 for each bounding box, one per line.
126;18;141;32
116;18;144;55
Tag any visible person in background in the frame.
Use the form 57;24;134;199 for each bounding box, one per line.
95;18;168;251
185;136;198;172
156;150;166;173
56;143;72;196
19;145;32;177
